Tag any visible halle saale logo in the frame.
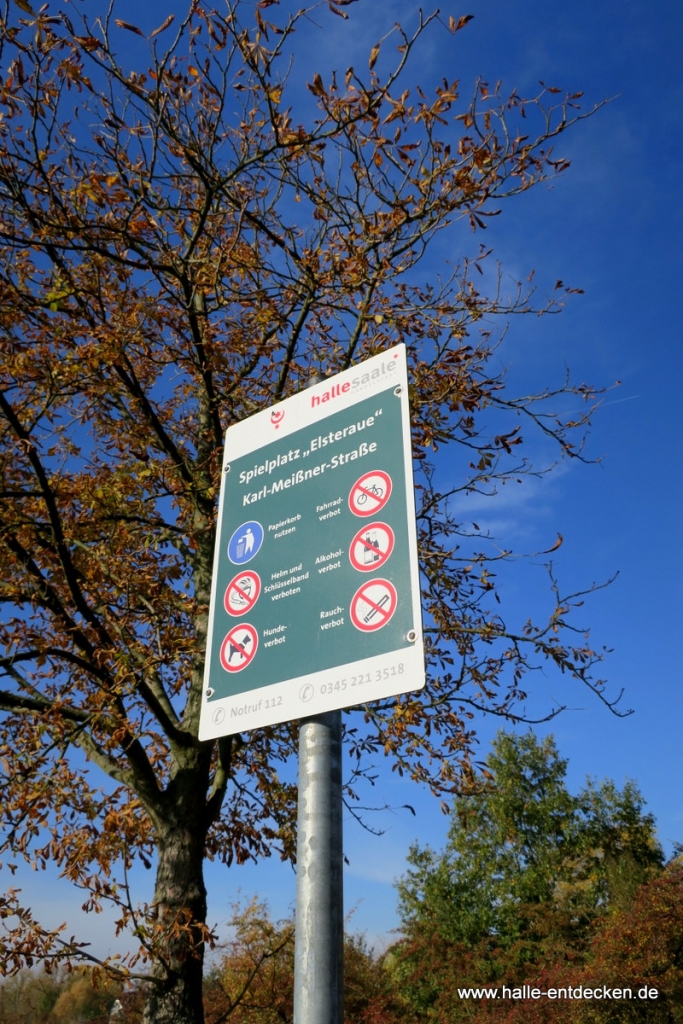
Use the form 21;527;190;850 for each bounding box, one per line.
310;352;400;408
270;408;285;429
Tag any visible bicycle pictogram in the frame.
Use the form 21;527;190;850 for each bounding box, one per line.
357;483;383;506
349;470;392;517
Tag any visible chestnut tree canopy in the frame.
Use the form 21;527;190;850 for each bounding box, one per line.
0;2;619;1021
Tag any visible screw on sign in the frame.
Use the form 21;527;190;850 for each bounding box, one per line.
348;470;392;518
220;623;259;672
349;522;395;573
224;570;261;616
350;579;398;632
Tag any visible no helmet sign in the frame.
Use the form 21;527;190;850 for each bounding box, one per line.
224;571;261;616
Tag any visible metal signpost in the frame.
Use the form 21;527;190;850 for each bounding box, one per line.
294;709;343;1024
200;343;425;1024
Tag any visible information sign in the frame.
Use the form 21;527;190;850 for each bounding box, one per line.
199;344;425;739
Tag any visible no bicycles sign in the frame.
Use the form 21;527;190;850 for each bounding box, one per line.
200;344;425;739
348;470;392;517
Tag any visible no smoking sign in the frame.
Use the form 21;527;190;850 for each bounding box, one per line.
350;579;398;632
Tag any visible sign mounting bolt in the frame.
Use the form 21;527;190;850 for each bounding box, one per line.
406;629;417;643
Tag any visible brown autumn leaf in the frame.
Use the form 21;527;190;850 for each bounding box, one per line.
74;35;102;52
329;0;358;13
114;19;144;36
307;71;324;96
542;533;564;554
150;14;175;38
449;13;474;33
368;43;380;70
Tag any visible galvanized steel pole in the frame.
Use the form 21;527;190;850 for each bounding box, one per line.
293;372;344;1024
293;711;344;1024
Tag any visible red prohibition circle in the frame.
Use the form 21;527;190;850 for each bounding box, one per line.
224;571;261;617
348;470;392;518
349;522;395;573
220;624;259;672
350;579;398;632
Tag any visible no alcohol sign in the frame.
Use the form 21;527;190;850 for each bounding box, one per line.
348;523;395;572
200;343;425;739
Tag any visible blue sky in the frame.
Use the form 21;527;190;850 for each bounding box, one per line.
207;0;683;946
3;0;682;960
339;0;683;944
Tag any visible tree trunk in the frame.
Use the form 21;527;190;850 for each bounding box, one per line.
141;819;208;1024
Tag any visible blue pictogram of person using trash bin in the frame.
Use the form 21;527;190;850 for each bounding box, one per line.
227;521;264;565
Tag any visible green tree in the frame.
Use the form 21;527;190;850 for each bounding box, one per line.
0;967;125;1024
0;969;61;1024
203;900;295;1024
0;2;617;1021
202;901;398;1024
394;732;663;1019
493;861;683;1024
49;970;123;1024
571;859;683;1024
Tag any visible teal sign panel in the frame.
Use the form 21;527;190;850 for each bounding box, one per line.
200;345;424;738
